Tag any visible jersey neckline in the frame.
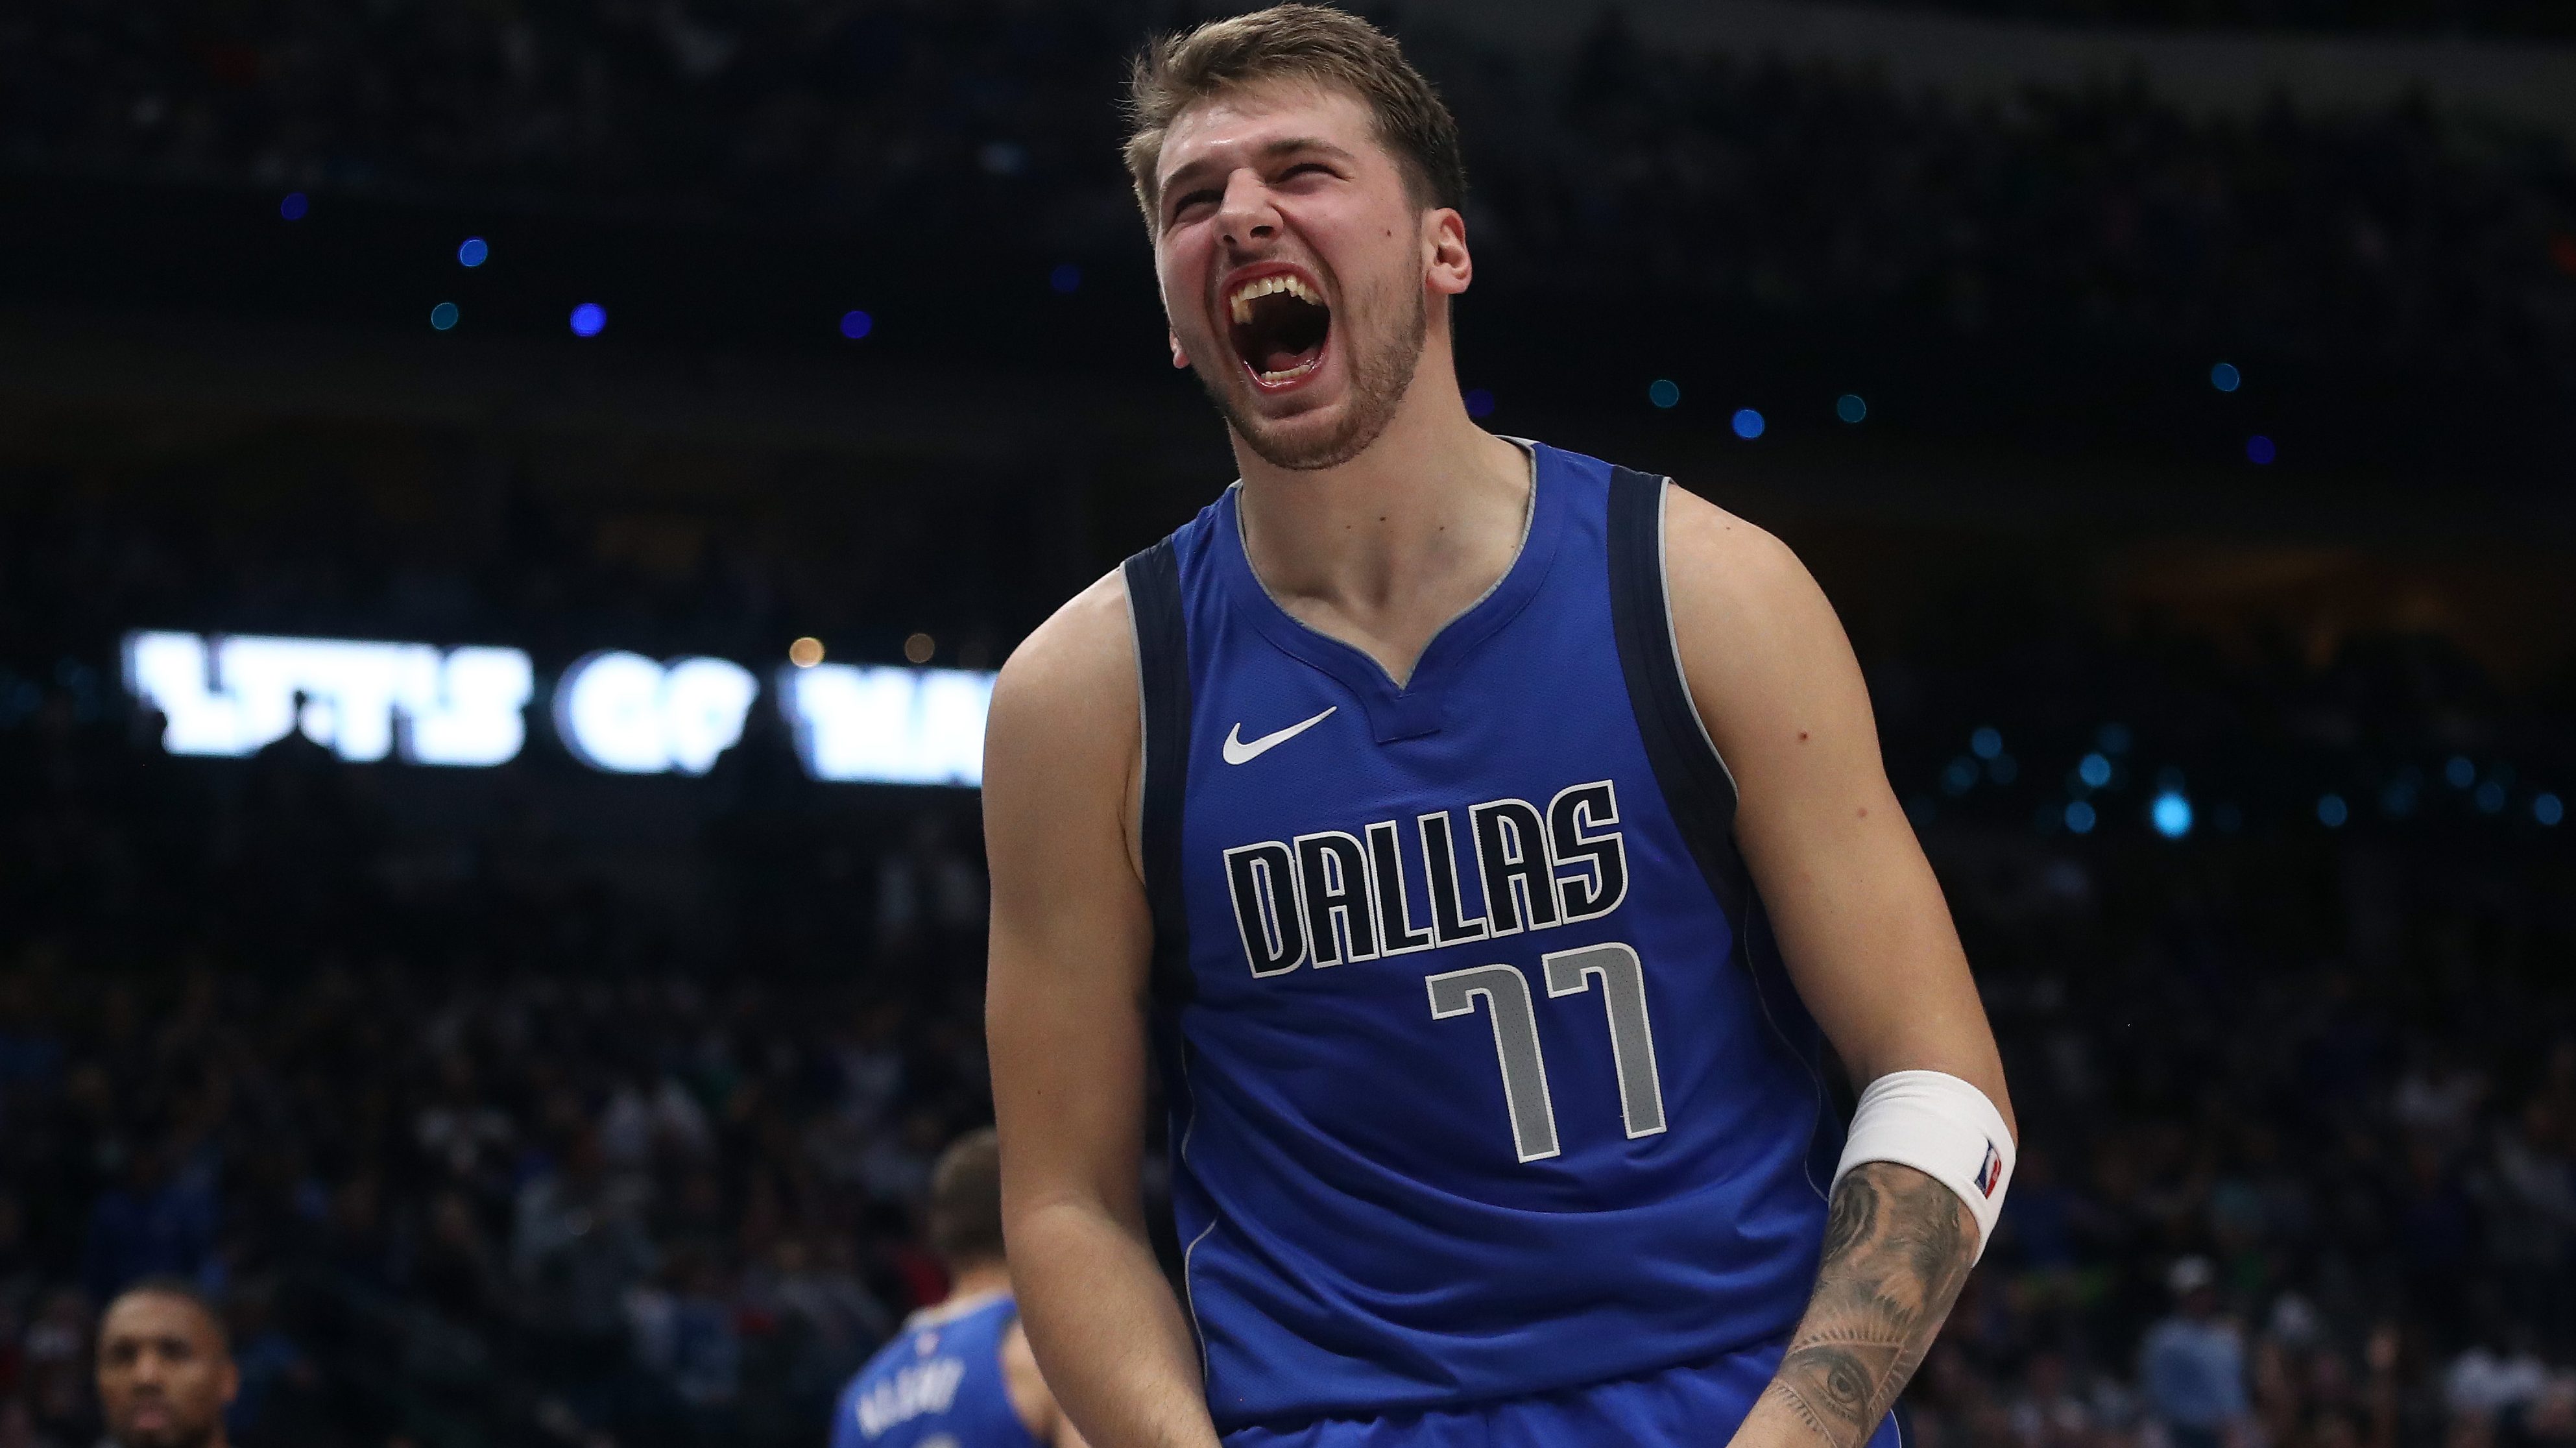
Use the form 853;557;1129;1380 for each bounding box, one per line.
1211;440;1569;744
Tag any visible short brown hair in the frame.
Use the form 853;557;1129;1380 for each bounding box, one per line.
1122;5;1467;224
926;1128;1005;1269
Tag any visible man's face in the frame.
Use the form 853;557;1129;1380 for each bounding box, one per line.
1151;80;1449;470
96;1294;236;1448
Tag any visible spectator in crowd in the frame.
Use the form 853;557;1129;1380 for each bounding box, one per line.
2141;1257;2252;1448
94;1279;236;1448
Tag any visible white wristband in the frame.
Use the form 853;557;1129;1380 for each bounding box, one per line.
1831;1069;2015;1264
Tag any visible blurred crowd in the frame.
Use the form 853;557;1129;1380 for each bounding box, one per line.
1874;0;2571;36
5;4;2574;381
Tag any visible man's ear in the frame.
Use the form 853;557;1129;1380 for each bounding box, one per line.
1424;207;1472;299
1170;328;1191;368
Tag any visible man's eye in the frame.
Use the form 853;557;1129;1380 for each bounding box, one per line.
1169;190;1220;220
1278;163;1332;182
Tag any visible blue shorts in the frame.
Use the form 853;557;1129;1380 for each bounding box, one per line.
1223;1342;1904;1448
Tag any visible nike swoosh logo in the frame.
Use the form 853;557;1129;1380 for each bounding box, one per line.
1222;706;1337;765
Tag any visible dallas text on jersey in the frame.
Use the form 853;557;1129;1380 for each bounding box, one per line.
1222;780;1631;977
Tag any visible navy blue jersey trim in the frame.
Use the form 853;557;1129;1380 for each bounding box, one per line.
1123;540;1197;1008
1605;468;1843;1174
1603;468;1748;924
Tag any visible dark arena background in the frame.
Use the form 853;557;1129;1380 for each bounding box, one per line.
5;1;2576;1445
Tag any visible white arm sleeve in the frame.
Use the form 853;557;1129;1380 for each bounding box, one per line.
1830;1068;2016;1265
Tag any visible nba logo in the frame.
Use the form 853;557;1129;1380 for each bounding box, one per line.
1973;1141;2003;1198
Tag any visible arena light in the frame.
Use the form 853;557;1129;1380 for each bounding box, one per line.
123;631;533;766
2150;791;2193;839
554;651;758;776
780;664;992;786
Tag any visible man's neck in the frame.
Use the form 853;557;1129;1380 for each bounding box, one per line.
945;1260;1013;1305
1231;350;1529;684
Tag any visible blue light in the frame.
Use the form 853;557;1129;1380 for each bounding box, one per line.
429;302;459;332
1941;757;1978;796
2210;362;2241;392
2078;753;2112;788
839;309;873;340
1648;379;1681;409
2317;793;2348;828
458;237;489;267
2151;792;2193;839
1970;728;2002;760
2446;755;2475;788
1836;394;1867;424
2064;800;2097;834
2247;434;2276;465
2539;793;2565;827
1731;408;1766;440
1050;263;1082;294
279;191;309;221
569;302;607;338
1465;388;1495;419
2476;780;2507;814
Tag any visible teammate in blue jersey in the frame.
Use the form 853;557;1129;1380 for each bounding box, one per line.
831;1131;1089;1448
983;8;2019;1448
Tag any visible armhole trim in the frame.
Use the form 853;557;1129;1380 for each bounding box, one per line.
1604;466;1745;923
1121;540;1196;1008
1607;467;1838;1192
1655;476;1740;802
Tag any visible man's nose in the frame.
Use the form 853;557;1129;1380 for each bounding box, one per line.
1215;169;1279;248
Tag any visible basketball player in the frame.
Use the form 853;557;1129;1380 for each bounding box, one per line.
832;1129;1090;1448
983;8;2017;1447
95;1279;238;1448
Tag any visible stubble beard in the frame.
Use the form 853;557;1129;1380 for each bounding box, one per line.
1199;284;1426;472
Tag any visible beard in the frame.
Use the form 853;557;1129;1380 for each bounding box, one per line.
1197;282;1426;472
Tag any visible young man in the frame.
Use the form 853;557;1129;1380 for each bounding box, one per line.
95;1279;239;1448
983;8;2017;1447
832;1129;1089;1448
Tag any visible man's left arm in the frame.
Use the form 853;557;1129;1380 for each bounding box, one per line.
1664;485;2017;1448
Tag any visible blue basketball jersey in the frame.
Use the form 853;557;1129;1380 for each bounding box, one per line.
830;1294;1039;1448
1120;443;1845;1434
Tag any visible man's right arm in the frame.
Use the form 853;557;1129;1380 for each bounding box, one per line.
985;571;1222;1448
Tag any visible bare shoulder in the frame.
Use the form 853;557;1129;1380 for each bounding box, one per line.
1659;481;1825;629
984;567;1145;882
1658;481;1877;779
991;568;1138;746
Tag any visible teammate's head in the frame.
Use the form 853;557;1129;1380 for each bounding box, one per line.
926;1128;1007;1273
1124;5;1472;471
96;1279;237;1448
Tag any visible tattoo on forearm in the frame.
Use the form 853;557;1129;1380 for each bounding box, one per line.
1762;1163;1976;1448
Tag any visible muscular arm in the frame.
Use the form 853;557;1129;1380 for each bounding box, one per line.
1664;486;2014;1447
984;572;1222;1448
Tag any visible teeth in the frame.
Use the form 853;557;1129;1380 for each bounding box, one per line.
1255;354;1324;386
1227;274;1323;323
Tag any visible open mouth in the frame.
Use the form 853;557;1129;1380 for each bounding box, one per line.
1226;272;1332;389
